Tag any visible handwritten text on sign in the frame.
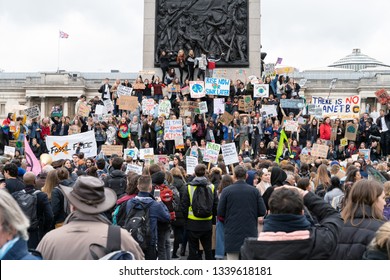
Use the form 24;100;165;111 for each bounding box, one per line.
221;143;239;165
164;120;183;140
312;95;360;120
203;142;221;164
205;78;230;96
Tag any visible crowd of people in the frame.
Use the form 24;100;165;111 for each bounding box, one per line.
0;54;390;260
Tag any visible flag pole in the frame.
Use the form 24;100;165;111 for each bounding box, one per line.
57;30;60;72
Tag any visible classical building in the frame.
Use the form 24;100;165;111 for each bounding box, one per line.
0;72;136;119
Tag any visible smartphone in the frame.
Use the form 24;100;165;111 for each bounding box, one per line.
154;189;161;199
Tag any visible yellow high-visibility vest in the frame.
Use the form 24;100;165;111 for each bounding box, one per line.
187;184;215;221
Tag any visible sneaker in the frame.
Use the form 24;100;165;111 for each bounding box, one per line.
171;253;179;259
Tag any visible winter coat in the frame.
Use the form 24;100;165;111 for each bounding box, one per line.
2;238;41;260
217;180;266;253
104;170;127;198
171;176;187;227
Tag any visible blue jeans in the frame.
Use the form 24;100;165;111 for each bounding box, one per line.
215;220;225;259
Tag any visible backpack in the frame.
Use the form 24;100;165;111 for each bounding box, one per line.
124;201;152;251
90;225;135;260
108;176;126;198
112;202;128;227
54;186;71;217
191;184;214;218
12;189;39;230
155;184;176;221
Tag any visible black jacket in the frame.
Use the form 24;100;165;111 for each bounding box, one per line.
171;176;187;227
181;176;218;232
5;178;25;194
330;205;384;260
217;180;266;253
104;170;127;198
241;192;343;259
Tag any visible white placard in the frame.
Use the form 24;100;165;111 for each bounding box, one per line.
186;156;198;175
221;143;239;165
253;84;269;98
126;164;143;175
4;146;16;157
214;98;225;115
140;148;154;160
117;85;133;96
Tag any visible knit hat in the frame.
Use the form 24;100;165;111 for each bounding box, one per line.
151;171;165;185
330;161;339;166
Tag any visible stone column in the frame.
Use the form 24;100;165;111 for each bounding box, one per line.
26;97;31;108
377;101;382;112
360;98;366;113
40;97;46;117
63;97;69;117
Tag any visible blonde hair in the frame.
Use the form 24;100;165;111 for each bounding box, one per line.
383;181;390;199
0;190;30;240
367;222;390;260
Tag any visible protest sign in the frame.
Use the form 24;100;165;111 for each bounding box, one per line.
4;146;15;157
199;102;208;114
214;98;225;115
118;96;138;111
95;105;106;115
154;155;169;170
238;96;254;112
103;99;114;113
51;105;63;118
181;86;190;95
221;143;239;165
8;140;17;147
299;154;317;165
158;100;171;117
168;84;181;93
45;131;97;160
77;103;90;117
264;63;275;76
179;101;199;117
298;117;307;125
205;77;230;96
219;112;234;126
299;79;308;87
117;85;133;96
283;120;298;132
24;105;40;120
164;120;183;140
351;154;359;161
312;96;361;120
101;145;123;156
311;144;329;158
345;123;358;141
374;88;390;105
260;105;278;118
203;142;221;164
126;164;143;175
174;137;185;150
133;83;146;90
190;81;205;98
253;84;269;98
307;104;323;119
140;148;154;160
280;99;305;109
340;138;348;147
123;148;138;160
186;156;198;175
142;99;155;115
359;149;370;161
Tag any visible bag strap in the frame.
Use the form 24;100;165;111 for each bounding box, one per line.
89;225;121;260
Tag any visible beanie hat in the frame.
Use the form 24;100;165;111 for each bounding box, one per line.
330;161;339;166
151;171;165;185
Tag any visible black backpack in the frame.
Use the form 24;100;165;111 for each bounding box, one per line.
12;189;39;230
191;184;214;218
90;225;135;260
112;202;128;227
108;176;126;198
124;201;151;251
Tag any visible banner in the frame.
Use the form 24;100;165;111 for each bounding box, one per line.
199;102;208;114
101;145;123;156
77;103;90;117
142;99;155;115
280;99;305;109
345;123;358;141
221;143;239;165
186;156;198;175
117;85;133;96
311;144;329;159
214;98;225;115
118;96;138;111
203;142;221;164
45;130;97;161
158;100;171;117
260;105;277;118
140;148;154;160
205;77;230;96
253;84;269;98
190;81;205;98
24;137;42;176
312;96;361;120
24;105;40;120
164;120;183;140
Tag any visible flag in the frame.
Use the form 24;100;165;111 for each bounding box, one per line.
276;57;283;65
59;30;69;38
24;137;42;176
275;129;290;164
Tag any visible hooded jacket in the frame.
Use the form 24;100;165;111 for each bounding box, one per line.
262;167;287;210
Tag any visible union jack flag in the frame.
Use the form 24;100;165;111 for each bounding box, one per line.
59;31;69;38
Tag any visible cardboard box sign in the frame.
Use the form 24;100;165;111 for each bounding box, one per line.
101;145;123;156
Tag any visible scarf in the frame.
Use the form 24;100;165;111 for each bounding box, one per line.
263;214;311;233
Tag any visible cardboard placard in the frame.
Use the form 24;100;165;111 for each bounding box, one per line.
101;145;123;156
154;155;170;170
174;137;185;150
123;148;138;160
77;103;90;117
164;120;183;140
307;104;323;119
51;105;63;118
168;84;181;93
190;81;205;98
133;83;146;90
280;99;305;109
8;140;17;148
103;99;114;113
219;112;234;126
238;96;254;112
181;86;190;95
179;101;199;117
330;125;338;141
221;143;239;165
311;144;329;159
186;156;198;175
345;123;358;141
118;96;138;111
24;105;41;120
199;102;208;114
299;154;317;164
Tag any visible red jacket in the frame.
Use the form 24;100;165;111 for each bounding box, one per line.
319;123;331;140
40;125;51;140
